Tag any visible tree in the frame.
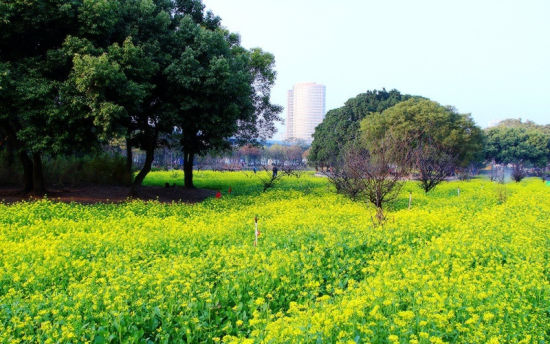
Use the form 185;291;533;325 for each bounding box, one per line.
0;0;123;192
68;0;196;192
166;18;281;188
484;120;549;178
361;98;484;192
256;163;301;192
239;144;262;165
328;132;410;224
414;139;456;193
309;89;414;167
285;145;305;165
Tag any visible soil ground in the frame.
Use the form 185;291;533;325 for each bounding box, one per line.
0;185;216;204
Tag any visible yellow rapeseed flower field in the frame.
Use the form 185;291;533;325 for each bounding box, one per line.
0;171;548;343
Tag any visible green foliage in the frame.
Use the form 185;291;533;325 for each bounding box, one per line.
0;0;281;191
361;98;485;168
484;119;550;168
0;0;125;153
44;154;132;186
0;153;131;186
308;89;414;166
71;36;159;140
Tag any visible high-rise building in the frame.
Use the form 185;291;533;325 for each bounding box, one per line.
286;89;294;140
285;82;326;143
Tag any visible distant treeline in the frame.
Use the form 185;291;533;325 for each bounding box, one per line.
308;89;550;177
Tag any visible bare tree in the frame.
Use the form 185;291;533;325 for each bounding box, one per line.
256;164;304;192
326;164;364;200
256;165;278;192
328;132;410;224
512;163;526;182
414;139;456;193
280;164;304;178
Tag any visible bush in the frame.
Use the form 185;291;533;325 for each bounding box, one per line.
512;165;526;182
45;154;132;186
0;153;131;187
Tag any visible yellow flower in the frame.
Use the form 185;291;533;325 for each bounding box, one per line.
1;174;548;344
482;312;495;322
254;297;265;306
388;334;399;342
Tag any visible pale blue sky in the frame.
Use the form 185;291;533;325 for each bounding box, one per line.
203;0;550;140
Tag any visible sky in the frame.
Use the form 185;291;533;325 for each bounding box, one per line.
203;0;550;140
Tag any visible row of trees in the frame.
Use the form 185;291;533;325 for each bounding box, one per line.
0;0;281;193
182;143;307;171
239;143;308;166
310;89;550;175
311;93;549;219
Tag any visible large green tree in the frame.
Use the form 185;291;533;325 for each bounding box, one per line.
0;0;125;192
68;0;174;190
361;98;485;192
308;89;413;167
165;18;281;188
2;0;280;192
484;119;549;168
361;99;484;167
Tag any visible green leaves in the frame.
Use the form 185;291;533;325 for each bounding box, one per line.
78;0;120;38
360;98;485;168
309;89;411;166
167;18;280;157
1;0;281;190
485;121;550;167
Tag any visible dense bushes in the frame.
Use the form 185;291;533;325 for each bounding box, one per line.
0;154;131;187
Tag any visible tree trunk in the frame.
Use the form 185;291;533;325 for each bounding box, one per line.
126;138;133;173
32;152;45;194
131;142;155;193
183;151;194;189
19;151;34;193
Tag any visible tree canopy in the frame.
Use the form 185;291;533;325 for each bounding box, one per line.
361;98;485;168
484;119;550;168
0;0;125;191
0;0;281;192
308;89;413;167
165;19;281;187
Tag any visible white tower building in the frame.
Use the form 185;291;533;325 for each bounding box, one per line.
285;89;294;140
285;82;326;143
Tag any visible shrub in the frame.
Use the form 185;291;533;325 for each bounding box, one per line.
512;165;526;182
1;153;132;188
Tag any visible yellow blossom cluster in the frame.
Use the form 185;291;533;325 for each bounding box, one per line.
0;171;548;343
